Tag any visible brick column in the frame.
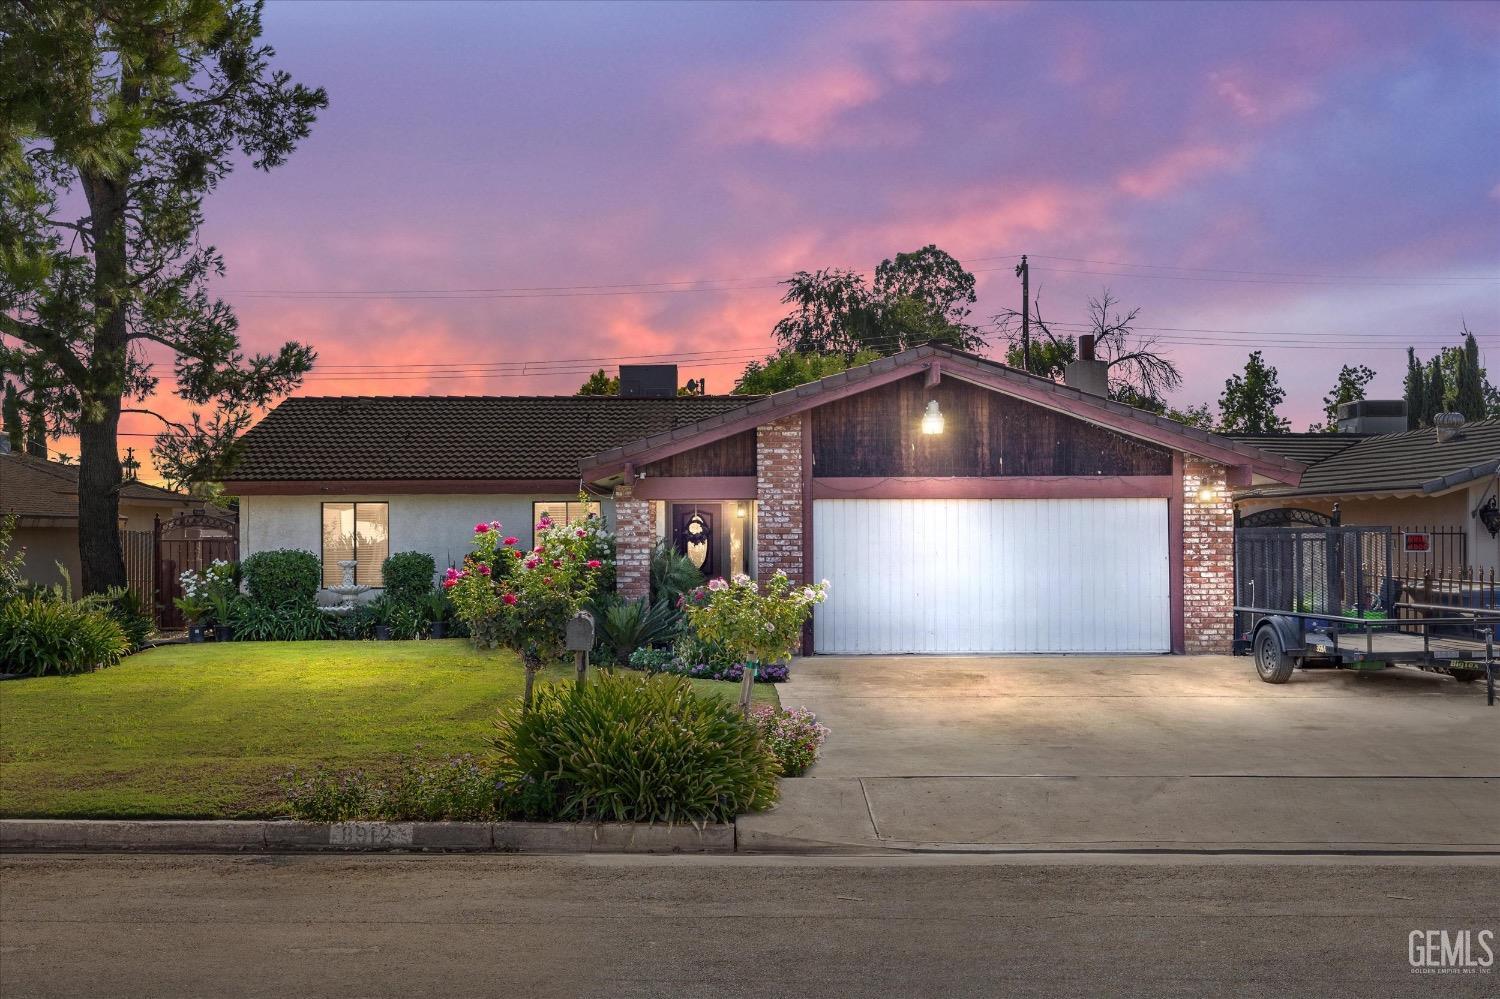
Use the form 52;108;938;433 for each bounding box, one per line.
1182;458;1234;654
613;483;655;600
755;416;804;582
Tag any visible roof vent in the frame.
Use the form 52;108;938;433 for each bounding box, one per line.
1434;411;1465;443
1336;399;1407;435
619;364;678;398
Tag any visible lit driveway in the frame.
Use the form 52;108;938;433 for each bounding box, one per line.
738;656;1499;852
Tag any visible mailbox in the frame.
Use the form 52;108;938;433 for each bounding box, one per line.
565;610;595;652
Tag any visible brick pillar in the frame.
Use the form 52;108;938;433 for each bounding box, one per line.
1182;458;1234;653
755;416;804;582
613;483;655;600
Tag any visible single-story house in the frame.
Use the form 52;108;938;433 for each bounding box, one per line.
225;343;1310;654
0;440;197;589
1231;413;1500;575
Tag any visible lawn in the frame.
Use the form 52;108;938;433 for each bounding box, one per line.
0;639;779;819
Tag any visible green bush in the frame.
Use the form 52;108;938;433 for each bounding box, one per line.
230;598;339;641
382;551;436;606
240;549;321;606
492;673;780;822
0;593;130;676
650;541;702;605
105;590;154;650
280;756;506;821
596;595;681;663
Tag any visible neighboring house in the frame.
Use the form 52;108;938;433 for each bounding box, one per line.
1230;413;1500;575
0;440;197;588
227;344;1306;655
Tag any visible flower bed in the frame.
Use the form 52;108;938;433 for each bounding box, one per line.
624;646;789;683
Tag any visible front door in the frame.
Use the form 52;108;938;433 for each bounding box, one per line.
672;506;717;579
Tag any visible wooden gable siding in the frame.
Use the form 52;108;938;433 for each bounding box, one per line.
640;429;757;477
811;374;1174;477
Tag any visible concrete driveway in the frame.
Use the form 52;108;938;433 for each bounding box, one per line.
738;656;1499;853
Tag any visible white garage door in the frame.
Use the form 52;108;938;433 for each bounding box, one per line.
812;498;1171;654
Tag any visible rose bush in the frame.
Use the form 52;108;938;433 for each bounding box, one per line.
750;705;830;777
680;571;827;711
446;511;612;707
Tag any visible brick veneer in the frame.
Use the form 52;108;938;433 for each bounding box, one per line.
613;482;655;600
756;416;804;582
1182;457;1234;653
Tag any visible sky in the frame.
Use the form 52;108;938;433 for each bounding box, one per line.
118;0;1500;472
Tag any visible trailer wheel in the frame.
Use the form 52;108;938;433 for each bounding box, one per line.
1451;670;1480;684
1253;626;1295;684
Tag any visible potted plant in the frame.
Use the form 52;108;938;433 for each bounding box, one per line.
424;589;454;639
173;573;211;643
371;597;392;640
175;561;238;642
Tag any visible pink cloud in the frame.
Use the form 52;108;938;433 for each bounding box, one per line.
1117;144;1244;199
703;64;885;149
1208;67;1318;124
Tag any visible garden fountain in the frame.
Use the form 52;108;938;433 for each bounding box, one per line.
320;559;370;616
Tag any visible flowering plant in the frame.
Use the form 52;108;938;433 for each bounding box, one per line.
173;559;238;625
679;570;827;672
750;705;830;777
446;511;612;707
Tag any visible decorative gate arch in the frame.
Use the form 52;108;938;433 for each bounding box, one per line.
153;510;238;628
1236;507;1336;529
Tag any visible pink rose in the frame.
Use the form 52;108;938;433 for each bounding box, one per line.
551;559;561;568
442;578;457;589
511;549;524;559
542;576;553;585
474;523;489;533
524;558;541;570
576;529;586;538
503;536;518;546
502;593;517;606
587;559;602;569
478;565;491;576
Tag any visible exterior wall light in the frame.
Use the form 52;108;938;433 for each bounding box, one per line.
736;503;747;519
1197;485;1218;503
921;400;944;435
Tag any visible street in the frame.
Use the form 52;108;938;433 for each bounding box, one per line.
2;853;1496;998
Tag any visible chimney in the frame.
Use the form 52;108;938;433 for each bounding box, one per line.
1063;335;1108;396
618;364;678;398
1434;411;1465;443
1336;399;1408;435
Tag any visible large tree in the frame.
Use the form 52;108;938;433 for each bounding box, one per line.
1311;363;1376;433
0;1;325;591
1452;327;1487;421
1218;351;1289;434
1403;347;1426;430
733;348;883;395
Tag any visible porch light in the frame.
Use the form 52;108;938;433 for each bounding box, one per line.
1479;496;1499;538
920;399;944;435
736;503;747;519
1197;485;1218;503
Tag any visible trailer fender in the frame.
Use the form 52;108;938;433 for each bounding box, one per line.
1253;615;1305;656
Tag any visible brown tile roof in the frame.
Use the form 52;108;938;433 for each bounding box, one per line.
0;452;187;519
1237;418;1500;498
1224;432;1367;466
225;395;762;482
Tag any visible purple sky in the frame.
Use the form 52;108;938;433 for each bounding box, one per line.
130;0;1500;457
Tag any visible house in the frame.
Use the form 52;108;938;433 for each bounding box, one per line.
225;343;1309;654
1230;408;1500;575
0;440;197;589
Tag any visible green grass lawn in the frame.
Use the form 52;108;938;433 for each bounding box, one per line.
0;639;778;819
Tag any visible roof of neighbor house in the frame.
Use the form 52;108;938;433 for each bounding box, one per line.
0;450;188;520
580;344;1306;480
225;395;760;481
1233;417;1500;499
1224;432;1368;466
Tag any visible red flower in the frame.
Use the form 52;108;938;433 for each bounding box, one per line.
587;559;602;569
502;593;518;606
474;523;490;534
542;576;553;585
478;565;491;576
442;578;457;589
511;549;524;559
503;536;518;546
576;529;586;538
551;559;561;568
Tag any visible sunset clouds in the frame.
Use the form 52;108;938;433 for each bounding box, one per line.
103;1;1499;472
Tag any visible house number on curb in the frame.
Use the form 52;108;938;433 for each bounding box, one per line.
329;822;415;847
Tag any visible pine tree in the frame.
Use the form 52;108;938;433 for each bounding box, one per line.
1454;329;1487;421
1403;347;1426;429
1425;358;1447;426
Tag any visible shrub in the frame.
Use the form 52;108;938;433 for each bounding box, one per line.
370;593;424;640
751;706;830;777
596;596;680;663
492;673;780;822
650;541;702;605
230;599;339;641
0;592;130;676
681;571;827;669
382;551;436;606
240;549;320;606
280;757;560;822
105;590;154;650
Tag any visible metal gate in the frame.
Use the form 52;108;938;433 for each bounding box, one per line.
153;510;238;628
1234;526;1394;641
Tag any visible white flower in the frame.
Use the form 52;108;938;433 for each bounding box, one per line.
820;578;830;588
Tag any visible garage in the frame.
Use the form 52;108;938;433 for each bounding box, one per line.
812;497;1172;654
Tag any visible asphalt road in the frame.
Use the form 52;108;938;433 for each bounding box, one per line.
2;854;1497;998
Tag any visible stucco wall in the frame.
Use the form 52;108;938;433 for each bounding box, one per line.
239;493;615;590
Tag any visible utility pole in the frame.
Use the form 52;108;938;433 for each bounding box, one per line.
1015;254;1030;372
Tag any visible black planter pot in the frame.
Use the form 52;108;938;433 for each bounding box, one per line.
188;625;206;644
429;621;447;639
373;625;391;641
213;625;234;643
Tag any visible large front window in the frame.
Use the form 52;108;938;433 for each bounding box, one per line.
321;502;389;587
533;500;601;527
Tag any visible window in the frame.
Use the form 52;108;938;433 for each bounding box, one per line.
532;500;601;528
321;502;389;587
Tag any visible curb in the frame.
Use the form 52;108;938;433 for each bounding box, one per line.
0;819;734;854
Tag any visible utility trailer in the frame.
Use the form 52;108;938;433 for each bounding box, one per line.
1233;526;1496;705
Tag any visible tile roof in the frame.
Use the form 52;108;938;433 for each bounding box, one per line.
582;344;1306;480
1;451;187;519
1237;418;1500;498
1224;432;1367;466
226;395;762;481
